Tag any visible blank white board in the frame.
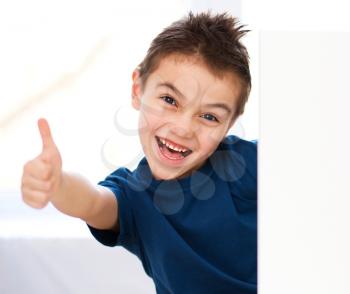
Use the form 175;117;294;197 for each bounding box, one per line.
260;31;350;294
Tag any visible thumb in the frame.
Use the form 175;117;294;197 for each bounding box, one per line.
38;118;56;151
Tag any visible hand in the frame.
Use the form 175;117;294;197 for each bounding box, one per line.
21;118;63;209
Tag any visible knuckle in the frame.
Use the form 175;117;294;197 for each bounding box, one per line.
20;180;26;191
21;189;49;208
41;153;51;163
26;199;46;209
20;189;28;200
23;161;31;173
45;181;53;191
20;174;26;185
38;190;48;200
34;201;47;209
34;194;49;208
42;168;51;180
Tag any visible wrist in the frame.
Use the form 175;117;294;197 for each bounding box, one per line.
50;170;66;204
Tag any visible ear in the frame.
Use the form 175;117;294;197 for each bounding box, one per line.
131;69;142;110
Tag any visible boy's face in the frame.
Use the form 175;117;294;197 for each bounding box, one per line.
131;54;241;180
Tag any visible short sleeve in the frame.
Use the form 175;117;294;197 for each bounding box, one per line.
86;168;137;249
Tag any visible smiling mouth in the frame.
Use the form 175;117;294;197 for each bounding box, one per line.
156;136;193;158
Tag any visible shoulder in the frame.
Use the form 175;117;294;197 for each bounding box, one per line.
98;161;153;195
209;135;258;201
98;167;133;193
220;135;257;149
219;135;257;161
209;135;257;183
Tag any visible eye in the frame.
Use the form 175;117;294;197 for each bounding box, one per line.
161;95;177;106
201;113;219;122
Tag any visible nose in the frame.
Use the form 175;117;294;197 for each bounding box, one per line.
170;114;197;139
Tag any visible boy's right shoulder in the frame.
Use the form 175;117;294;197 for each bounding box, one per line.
221;135;258;152
98;167;133;187
219;135;258;169
99;160;153;193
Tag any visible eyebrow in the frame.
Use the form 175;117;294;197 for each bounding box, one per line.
157;82;186;100
157;82;232;114
204;102;232;115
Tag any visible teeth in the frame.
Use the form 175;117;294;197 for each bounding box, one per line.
167;143;176;151
158;137;188;153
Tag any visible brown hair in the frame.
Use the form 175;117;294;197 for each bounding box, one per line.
137;11;251;118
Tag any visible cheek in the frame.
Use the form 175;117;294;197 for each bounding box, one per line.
199;128;226;148
138;109;164;135
141;97;165;117
200;139;219;155
138;112;149;132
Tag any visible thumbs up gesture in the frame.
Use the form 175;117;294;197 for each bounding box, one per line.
21;118;63;209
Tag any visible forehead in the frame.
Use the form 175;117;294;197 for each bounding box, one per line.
146;54;241;104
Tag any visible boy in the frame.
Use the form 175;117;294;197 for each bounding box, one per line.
21;11;257;294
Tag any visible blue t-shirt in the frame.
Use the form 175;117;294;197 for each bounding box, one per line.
88;135;257;294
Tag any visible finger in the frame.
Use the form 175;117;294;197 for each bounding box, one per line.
24;159;53;181
21;187;49;209
22;175;52;192
38;118;56;151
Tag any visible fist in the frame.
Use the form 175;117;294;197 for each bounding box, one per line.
21;118;63;209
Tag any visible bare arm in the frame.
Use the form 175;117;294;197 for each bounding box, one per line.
52;171;119;230
21;118;119;232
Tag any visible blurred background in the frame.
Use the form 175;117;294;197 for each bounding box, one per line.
0;0;349;293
